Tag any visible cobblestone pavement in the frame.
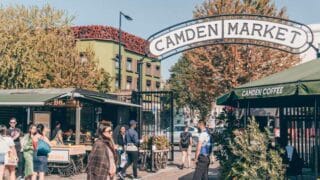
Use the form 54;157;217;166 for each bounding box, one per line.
47;147;220;180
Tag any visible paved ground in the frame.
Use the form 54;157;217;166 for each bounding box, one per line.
47;147;220;180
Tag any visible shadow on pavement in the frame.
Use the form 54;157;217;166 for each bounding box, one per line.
167;162;182;169
178;167;220;180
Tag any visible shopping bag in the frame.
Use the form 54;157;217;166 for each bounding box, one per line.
4;151;18;166
120;152;127;168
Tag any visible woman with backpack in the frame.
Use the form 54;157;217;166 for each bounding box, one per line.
32;124;51;180
180;126;192;169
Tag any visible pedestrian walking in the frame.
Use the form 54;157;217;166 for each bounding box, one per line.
33;124;51;180
116;125;127;172
118;120;140;180
193;120;212;180
22;124;37;180
8;117;23;179
0;125;18;180
179;126;192;169
87;122;117;180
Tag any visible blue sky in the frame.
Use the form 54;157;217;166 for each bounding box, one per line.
2;0;320;80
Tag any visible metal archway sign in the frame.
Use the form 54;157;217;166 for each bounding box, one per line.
147;14;314;61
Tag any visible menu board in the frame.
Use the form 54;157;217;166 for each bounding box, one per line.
33;111;51;134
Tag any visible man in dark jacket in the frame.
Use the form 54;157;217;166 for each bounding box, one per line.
118;120;140;180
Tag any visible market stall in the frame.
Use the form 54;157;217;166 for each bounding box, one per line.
217;59;320;178
0;88;140;176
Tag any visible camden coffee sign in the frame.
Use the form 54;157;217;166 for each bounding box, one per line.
241;86;284;97
147;15;313;60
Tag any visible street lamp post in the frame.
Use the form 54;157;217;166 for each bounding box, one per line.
118;11;133;90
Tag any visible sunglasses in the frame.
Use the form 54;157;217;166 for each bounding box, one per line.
9;122;16;124
104;129;112;133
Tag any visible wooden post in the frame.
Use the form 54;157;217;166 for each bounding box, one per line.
27;107;31;125
75;106;81;145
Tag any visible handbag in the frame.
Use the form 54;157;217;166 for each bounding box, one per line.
37;139;51;156
126;144;138;151
126;133;138;152
4;151;18;166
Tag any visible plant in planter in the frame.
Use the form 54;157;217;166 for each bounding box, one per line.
140;135;152;150
140;135;170;150
152;135;170;150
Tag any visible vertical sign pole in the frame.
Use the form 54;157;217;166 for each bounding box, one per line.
76;106;81;145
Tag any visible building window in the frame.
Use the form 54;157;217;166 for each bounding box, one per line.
115;55;120;69
156;81;161;90
146;63;151;75
126;76;132;90
155;65;160;77
126;58;132;71
137;61;142;74
146;80;151;91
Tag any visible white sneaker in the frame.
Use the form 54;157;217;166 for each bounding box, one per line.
118;172;125;179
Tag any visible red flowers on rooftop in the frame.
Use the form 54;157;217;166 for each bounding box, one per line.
72;25;150;57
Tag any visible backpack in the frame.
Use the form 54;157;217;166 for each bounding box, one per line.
206;128;214;154
180;132;190;148
208;132;214;154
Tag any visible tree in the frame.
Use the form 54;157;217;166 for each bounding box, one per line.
225;117;284;179
168;57;194;108
0;5;111;92
213;109;285;179
169;0;300;119
169;57;214;119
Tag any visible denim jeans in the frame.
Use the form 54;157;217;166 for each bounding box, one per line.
192;155;210;180
0;153;5;165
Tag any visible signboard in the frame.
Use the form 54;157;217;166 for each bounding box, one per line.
147;14;313;60
33;111;51;137
48;149;70;163
240;86;284;97
33;111;51;129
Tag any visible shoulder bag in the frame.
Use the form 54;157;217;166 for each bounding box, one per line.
37;138;51;156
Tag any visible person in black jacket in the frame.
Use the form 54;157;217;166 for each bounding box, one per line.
117;126;126;149
284;144;303;176
116;126;126;172
118;120;140;180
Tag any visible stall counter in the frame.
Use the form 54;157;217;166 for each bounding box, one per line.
48;145;86;163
